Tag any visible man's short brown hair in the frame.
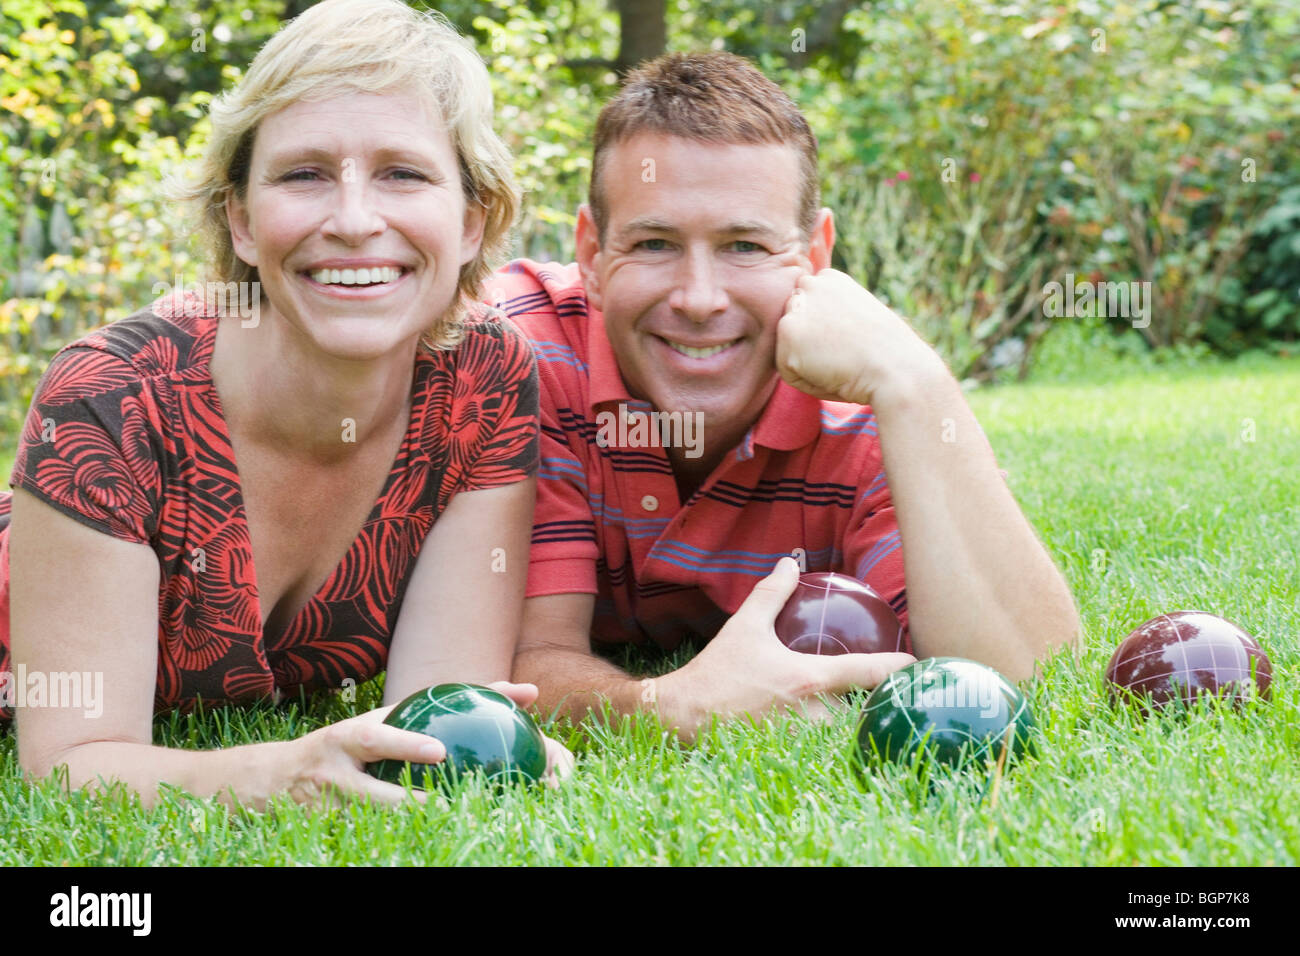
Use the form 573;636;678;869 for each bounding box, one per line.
588;51;820;244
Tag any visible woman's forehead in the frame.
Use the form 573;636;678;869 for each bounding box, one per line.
251;91;455;158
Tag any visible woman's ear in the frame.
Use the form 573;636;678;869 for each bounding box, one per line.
227;192;259;268
460;200;487;267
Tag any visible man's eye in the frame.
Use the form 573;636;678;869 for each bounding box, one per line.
730;240;766;253
636;238;671;251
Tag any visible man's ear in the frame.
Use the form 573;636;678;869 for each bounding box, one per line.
575;203;604;313
809;207;835;272
226;192;258;269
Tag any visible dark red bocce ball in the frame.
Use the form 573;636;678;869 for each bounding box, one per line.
1105;611;1272;711
774;571;905;656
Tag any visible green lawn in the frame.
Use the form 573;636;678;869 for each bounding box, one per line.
2;354;1298;865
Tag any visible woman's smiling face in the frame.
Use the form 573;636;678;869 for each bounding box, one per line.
227;89;485;361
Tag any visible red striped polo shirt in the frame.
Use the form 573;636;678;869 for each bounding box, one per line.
488;259;910;652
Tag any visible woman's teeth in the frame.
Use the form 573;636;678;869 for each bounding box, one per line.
665;339;737;358
309;266;402;286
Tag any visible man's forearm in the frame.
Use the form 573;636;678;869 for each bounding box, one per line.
513;643;705;733
872;365;1080;680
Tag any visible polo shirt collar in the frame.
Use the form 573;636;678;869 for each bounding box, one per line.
587;305;635;408
586;304;822;453
749;379;822;452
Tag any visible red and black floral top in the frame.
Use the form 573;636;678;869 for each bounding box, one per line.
0;298;538;718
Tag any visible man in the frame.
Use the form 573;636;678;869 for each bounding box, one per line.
489;52;1078;738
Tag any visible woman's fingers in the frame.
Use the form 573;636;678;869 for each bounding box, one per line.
541;735;576;789
289;711;452;808
327;712;447;767
328;773;430;808
486;680;540;709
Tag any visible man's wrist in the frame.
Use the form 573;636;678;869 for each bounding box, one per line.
864;351;955;412
648;666;706;739
637;677;658;708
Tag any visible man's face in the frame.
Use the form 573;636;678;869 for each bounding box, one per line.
577;133;831;451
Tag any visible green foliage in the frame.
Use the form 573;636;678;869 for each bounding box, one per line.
2;0;1298;432
0;0;262;435
1027;311;1215;385
781;0;1300;378
1211;184;1300;352
466;0;612;263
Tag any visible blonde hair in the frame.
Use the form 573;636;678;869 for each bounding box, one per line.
173;0;518;347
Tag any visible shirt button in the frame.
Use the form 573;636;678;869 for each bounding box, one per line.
641;495;659;512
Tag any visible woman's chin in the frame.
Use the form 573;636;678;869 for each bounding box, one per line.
287;313;433;365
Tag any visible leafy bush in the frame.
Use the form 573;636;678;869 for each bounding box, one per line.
3;0;1298;439
782;0;1300;378
0;0;281;436
1211;184;1300;352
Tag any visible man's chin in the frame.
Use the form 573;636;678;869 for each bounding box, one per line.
641;392;762;442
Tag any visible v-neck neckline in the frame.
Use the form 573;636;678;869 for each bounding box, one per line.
200;314;430;646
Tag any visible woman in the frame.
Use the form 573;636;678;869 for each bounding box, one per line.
0;0;572;807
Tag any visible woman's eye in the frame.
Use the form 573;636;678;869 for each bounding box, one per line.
281;169;321;182
389;169;427;182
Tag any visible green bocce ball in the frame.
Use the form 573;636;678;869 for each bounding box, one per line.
854;658;1037;772
368;683;548;789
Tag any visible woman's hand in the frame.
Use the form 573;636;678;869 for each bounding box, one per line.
285;705;447;807
487;680;576;788
287;685;573;807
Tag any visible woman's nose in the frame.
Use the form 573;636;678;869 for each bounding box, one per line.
321;176;386;244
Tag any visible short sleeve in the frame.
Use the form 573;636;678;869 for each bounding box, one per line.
524;390;600;598
454;317;541;491
842;464;911;649
488;264;599;598
9;345;161;543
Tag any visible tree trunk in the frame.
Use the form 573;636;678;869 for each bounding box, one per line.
283;0;318;20
615;0;667;76
789;0;857;66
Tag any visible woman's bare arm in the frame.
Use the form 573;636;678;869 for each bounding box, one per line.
384;478;535;700
10;488;447;810
386;477;573;780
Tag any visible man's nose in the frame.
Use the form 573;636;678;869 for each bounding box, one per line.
322;176;386;244
668;247;729;323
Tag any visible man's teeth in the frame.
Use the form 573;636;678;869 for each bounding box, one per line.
665;339;736;358
309;266;402;286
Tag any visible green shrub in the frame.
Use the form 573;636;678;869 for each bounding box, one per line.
3;0;1298;432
